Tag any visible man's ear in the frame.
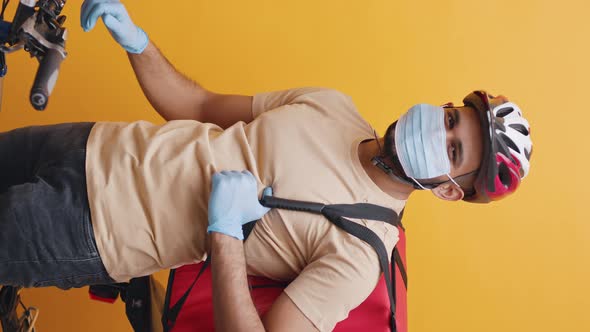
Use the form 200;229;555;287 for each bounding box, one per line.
431;183;465;201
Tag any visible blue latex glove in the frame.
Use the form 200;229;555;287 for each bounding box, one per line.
81;0;149;54
207;171;273;240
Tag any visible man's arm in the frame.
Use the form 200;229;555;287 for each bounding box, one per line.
127;41;254;128
211;233;319;332
82;2;345;128
81;0;253;128
207;171;319;332
211;233;317;332
210;232;264;332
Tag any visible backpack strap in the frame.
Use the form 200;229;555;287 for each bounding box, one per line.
326;203;401;227
163;256;211;331
322;210;398;332
320;201;407;288
259;196;399;226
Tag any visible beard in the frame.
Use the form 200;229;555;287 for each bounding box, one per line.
381;121;411;181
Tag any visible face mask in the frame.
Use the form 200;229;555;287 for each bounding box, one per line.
394;104;460;190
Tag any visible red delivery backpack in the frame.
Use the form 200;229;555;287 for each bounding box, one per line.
90;196;408;332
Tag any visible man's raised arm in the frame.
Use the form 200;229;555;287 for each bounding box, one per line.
126;41;255;127
81;0;253;128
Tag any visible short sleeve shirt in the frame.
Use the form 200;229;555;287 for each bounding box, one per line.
84;87;406;331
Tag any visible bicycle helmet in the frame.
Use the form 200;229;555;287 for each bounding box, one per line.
462;90;532;203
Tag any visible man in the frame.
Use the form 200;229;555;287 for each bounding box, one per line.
0;1;533;332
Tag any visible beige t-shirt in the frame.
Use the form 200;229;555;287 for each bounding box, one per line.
85;87;406;331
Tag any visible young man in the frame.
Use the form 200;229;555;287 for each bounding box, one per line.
0;1;532;331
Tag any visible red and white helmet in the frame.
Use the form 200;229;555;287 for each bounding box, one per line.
462;91;533;203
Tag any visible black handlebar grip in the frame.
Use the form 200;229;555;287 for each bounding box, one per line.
30;48;64;111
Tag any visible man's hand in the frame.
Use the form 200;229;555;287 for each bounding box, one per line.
208;170;271;332
81;0;149;54
207;170;272;240
208;171;318;332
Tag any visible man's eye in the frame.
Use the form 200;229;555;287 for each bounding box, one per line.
448;113;455;129
450;145;457;162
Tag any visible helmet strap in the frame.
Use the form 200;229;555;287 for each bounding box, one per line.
371;129;423;189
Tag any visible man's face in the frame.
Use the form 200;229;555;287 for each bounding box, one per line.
383;105;484;192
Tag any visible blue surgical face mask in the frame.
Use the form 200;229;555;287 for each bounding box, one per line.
394;104;460;190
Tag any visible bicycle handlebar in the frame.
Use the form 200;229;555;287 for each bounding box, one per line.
1;0;68;110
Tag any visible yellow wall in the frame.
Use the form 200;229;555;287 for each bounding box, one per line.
1;0;588;331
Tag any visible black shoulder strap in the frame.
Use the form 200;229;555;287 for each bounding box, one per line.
322;209;398;331
163;256;211;331
326;203;400;226
261;196;400;226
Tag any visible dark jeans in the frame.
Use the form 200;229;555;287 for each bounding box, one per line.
0;122;115;289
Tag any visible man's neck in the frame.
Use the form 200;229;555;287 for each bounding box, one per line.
357;138;414;201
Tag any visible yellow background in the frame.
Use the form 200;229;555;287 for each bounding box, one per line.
1;0;588;331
